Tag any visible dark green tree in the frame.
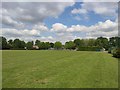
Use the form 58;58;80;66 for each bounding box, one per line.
88;39;96;46
0;37;2;49
65;41;75;50
45;42;50;49
38;42;45;49
13;39;21;49
20;41;26;49
54;41;62;49
2;37;8;49
26;41;33;50
109;37;120;48
35;40;40;46
95;37;109;50
50;43;54;48
74;39;81;47
8;39;13;49
8;39;13;45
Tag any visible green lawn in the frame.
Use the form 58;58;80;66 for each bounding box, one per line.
2;50;118;88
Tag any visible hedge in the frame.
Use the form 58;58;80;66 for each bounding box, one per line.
77;46;102;51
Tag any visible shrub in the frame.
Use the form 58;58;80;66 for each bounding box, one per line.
112;48;120;58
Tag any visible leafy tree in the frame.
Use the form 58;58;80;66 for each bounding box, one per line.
109;37;117;47
45;42;50;49
50;43;54;48
109;37;120;48
80;39;85;47
13;39;25;49
83;39;89;47
38;42;45;49
26;41;33;50
13;39;21;49
0;37;2;49
8;39;13;45
65;41;75;50
74;39;81;47
95;37;109;50
20;41;26;49
117;37;120;48
54;41;62;49
88;39;96;46
38;42;50;50
8;39;13;48
2;37;8;49
35;40;40;46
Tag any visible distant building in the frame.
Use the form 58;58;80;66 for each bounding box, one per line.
33;45;39;49
24;47;27;50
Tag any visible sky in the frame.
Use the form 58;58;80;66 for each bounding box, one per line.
0;1;119;43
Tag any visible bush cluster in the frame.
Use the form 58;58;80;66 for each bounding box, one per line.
108;47;120;58
112;48;120;58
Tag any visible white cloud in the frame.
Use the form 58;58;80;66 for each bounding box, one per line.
1;2;118;43
2;28;41;37
71;8;87;14
40;36;55;42
2;2;75;29
33;23;48;31
51;20;118;38
2;16;25;28
51;23;67;32
71;8;89;21
71;2;117;18
67;25;88;32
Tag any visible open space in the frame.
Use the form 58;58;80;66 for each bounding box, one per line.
2;50;118;88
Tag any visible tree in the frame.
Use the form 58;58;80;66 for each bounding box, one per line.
38;42;45;49
2;37;8;49
109;37;120;48
65;41;75;50
83;39;89;47
8;39;13;49
8;39;13;45
80;39;85;47
88;39;96;46
0;37;1;49
26;41;33;50
35;40;40;46
38;42;50;50
74;39;81;47
20;41;26;49
13;39;25;49
117;37;120;48
54;41;62;49
45;42;50;49
13;39;21;49
50;43;54;48
95;37;109;50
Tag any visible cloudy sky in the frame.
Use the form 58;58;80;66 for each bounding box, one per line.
1;1;119;43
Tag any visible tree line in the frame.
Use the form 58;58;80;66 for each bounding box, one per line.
1;36;120;58
0;36;119;50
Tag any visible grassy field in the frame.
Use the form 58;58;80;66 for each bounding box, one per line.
2;50;118;88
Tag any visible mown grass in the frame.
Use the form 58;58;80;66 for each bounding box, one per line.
2;50;118;88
